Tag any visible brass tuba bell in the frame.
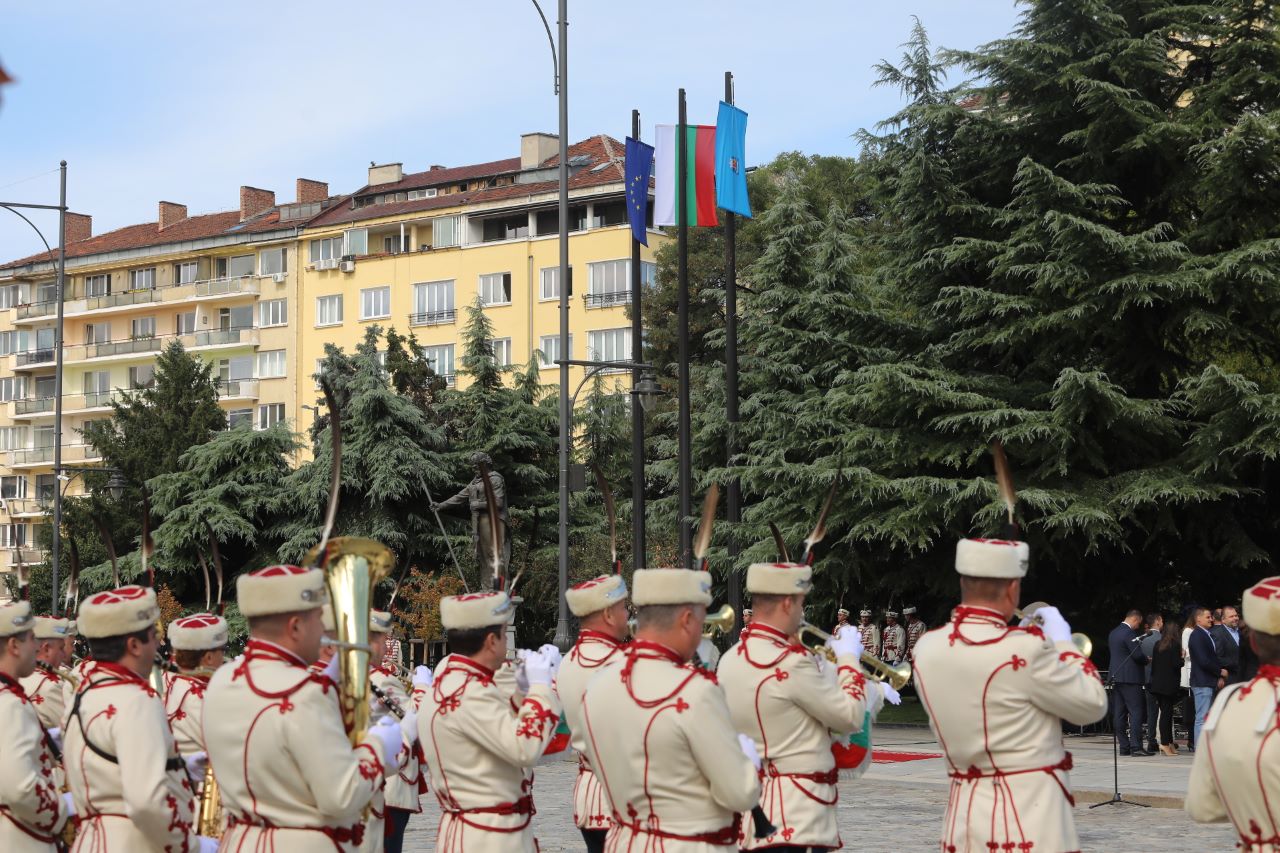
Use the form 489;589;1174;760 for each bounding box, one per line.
702;603;737;638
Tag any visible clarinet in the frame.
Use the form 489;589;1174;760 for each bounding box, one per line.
370;683;406;720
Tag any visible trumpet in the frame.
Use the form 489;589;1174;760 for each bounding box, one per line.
1015;601;1093;659
625;603;739;637
796;622;912;691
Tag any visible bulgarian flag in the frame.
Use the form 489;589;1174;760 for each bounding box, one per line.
654;124;719;227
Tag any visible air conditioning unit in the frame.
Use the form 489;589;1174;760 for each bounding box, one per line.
272;273;286;283
317;258;338;270
339;260;356;273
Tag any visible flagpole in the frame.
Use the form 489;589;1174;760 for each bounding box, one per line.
630;108;647;574
723;71;743;641
677;88;693;569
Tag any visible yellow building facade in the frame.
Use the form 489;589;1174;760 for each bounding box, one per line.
0;132;662;584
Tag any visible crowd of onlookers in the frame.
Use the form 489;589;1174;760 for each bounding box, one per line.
1107;605;1256;756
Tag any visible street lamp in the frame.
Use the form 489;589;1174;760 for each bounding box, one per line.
552;358;658;651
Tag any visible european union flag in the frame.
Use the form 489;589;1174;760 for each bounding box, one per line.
625;136;655;246
715;101;752;218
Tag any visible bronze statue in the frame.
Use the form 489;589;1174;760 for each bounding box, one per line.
431;452;511;590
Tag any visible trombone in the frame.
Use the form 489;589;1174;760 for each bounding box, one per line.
1015;601;1093;659
797;622;911;691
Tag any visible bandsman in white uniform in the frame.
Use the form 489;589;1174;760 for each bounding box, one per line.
419;591;563;852
20;616;72;733
64;586;214;852
203;566;403;852
1186;575;1280;850
366;609;423;853
559;574;630;853
164;613;227;758
833;608;849;633
0;601;73;852
855;609;879;654
580;569;761;851
719;562;888;851
880;610;906;665
913;539;1107;853
903;606;926;662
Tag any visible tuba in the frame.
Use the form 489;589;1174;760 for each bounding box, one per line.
196;764;223;837
305;537;396;744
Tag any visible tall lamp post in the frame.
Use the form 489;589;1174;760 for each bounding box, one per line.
1;162;67;614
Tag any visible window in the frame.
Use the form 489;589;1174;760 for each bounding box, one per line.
174;262;198;285
587;328;632;363
316;295;343;326
83;371;110;397
539;267;561;301
0;524;27;549
227;409;253;429
259;299;287;327
218;305;253;331
218;356;254;383
128;268;156;290
592;200;628;228
0;377;27;402
215;255;255;279
382;234;409;254
85;322;111;345
310;237;343;263
0;331;15;356
641;260;657;288
488;338;512;367
129;364;155;389
1;476;26;499
176;311;197;335
420;344;455;380
259;248;287;275
588;260;630;307
344;228;368;256
412;280;455;325
535;205;587;236
0;428;26;453
481;213;529;242
131;317;156;339
0;284;19;308
538;334;573;367
313;359;324;390
258;350;286;378
85;274;111;297
35;475;55;505
360;286;391;321
257;403;285;430
431;215;460;248
479;273;512;306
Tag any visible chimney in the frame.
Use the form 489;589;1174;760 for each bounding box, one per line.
64;212;92;244
296;178;328;204
430;164;445;171
158;201;187;230
367;162;403;186
521;133;558;169
239;186;276;222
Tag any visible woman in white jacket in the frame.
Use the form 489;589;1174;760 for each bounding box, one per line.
1180;612;1195;751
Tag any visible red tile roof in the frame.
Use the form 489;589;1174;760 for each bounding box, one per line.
367;157;523;194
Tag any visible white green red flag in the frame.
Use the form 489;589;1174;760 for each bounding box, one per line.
654;124;719;227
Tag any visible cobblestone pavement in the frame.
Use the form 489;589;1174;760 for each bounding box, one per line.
403;735;1238;852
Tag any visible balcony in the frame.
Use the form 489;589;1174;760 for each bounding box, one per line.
15;300;59;322
188;327;259;350
218;379;260;401
188;276;259;299
10;390;122;420
0;498;49;518
408;309;457;327
583;291;632;309
8;444;101;469
12;277;261;326
13;348;56;369
12;396;54;417
0;548;47;573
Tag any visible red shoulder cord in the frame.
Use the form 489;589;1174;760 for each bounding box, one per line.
948;606;1042;647
735;623;807;669
233;640;332;700
620;641;712;708
0;670;30;702
430;656;493;708
569;630;626;669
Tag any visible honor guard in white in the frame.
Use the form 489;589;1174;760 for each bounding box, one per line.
913;539;1107;853
580;568;761;852
559;574;630;852
855;609;879;654
20;616;72;732
903;606;926;662
0;601;73;852
1186;576;1280;850
419;591;563;852
164;613;227;758
366;609;423;853
719;562;887;851
203;566;401;852
64;586;214;852
880;610;906;665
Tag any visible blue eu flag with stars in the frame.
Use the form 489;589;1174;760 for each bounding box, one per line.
625;136;654;246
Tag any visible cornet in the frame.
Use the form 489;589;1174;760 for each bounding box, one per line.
1015;601;1093;659
797;622;912;691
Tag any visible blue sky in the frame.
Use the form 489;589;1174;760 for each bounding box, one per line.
0;0;1021;260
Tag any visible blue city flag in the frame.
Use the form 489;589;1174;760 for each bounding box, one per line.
715;101;752;218
625;136;654;246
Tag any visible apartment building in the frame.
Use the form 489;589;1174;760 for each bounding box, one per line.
0;132;662;581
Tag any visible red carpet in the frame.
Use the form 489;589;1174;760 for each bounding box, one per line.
872;750;942;763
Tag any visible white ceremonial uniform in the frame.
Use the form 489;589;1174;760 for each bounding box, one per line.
580;640;761;852
906;618;927;661
60;659;92;712
1186;665;1280;851
558;629;627;835
164;672;209;756
360;664;423;853
0;672;67;852
420;653;562;853
203;639;393;853
718;622;876;850
913;606;1107;853
20;664;65;732
856;622;879;655
881;623;906;664
63;660;199;852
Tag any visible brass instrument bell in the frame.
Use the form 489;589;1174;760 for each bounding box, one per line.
797;621;912;691
1015;601;1093;659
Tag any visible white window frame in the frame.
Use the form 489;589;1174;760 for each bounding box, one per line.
538;334;573;368
360;286;391;321
587;328;632;365
227;408;253;429
85;274;111;298
259;247;288;276
1;476;27;499
420;344;455;381
174;262;199;285
128;268;156;291
129;364;156;389
175;311;197;336
256;403;286;430
216;254;255;279
343;228;368;256
487;338;512;367
412;280;455;326
478;272;512;307
310;237;343;263
259;299;288;327
316;294;343;327
257;350;286;379
431;215;460;249
0;427;28;451
539;267;561;301
131;316;156;339
85;322;111;345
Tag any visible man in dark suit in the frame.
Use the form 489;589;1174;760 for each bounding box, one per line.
1210;604;1243;686
1108;609;1152;756
1187;606;1220;746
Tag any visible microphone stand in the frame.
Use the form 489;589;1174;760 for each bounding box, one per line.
1090;629;1151;809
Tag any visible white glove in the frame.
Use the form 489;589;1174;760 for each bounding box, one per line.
198;836;220;853
828;626;863;660
1031;605;1073;645
879;681;902;706
737;733;762;771
372;716;403;768
515;660;530;693
55;790;75;833
184;750;209;777
538;643;563;667
523;650;555;686
412;665;433;689
322;651;341;684
46;726;62;752
399;710;419;746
